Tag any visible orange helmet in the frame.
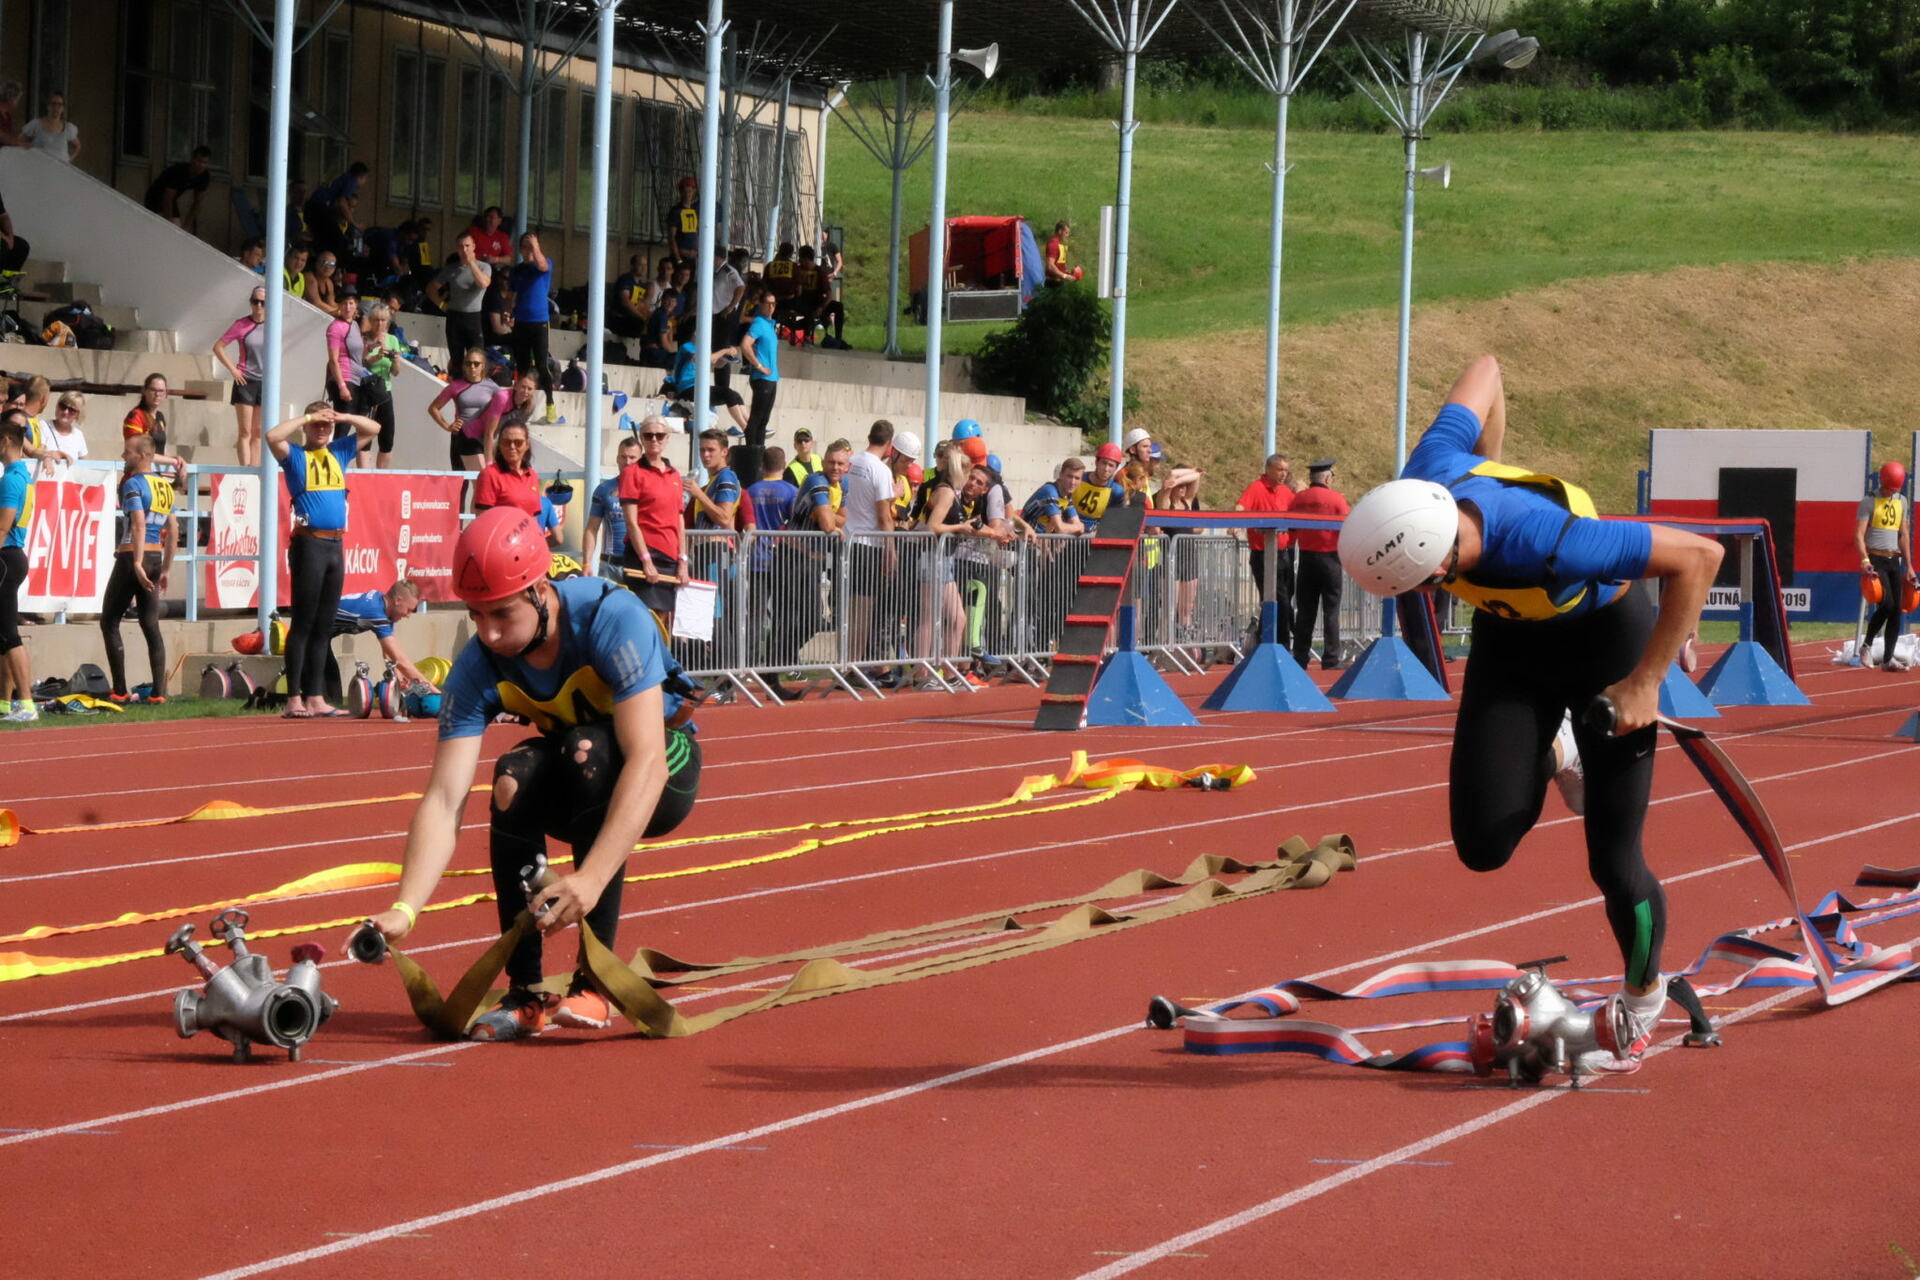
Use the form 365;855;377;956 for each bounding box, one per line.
1861;571;1884;605
231;629;265;655
452;508;548;604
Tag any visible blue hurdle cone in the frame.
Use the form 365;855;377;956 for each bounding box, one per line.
1695;640;1810;708
1659;662;1720;720
1328;634;1451;702
1085;606;1200;728
1894;709;1920;742
1203;602;1333;713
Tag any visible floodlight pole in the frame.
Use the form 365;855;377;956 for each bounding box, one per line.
765;73;792;256
583;0;618;512
693;1;728;451
514;0;536;247
257;0;296;629
923;0;954;449
1195;0;1360;458
1391;33;1426;478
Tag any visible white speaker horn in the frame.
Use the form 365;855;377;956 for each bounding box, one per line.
955;44;1000;80
1417;162;1452;189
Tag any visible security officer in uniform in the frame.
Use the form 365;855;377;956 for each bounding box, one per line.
1288;458;1351;669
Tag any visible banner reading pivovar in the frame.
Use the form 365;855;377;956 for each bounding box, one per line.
21;475;114;613
204;471;467;607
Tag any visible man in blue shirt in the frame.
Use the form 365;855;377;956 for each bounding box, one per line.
268;403;382;718
0;411;35;721
325;579;435;699
347;508;701;1041
1338;355;1724;1074
506;231;558;423
584;436;641;582
738;287;781;490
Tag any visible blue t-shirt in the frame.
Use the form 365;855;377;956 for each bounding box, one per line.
745;478;797;570
746;314;780;383
786;470;831;529
537;496;561;534
119;472;176;550
696;467;740;530
1023;481;1066;531
1404;403;1651;619
334;589;394;639
589;476;629;562
0;460;32;549
280;435;360;531
508;261;552;323
667;342;700;395
438;577;668;740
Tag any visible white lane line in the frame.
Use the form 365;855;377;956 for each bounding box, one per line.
1069;989;1807;1280
179;808;1914;1277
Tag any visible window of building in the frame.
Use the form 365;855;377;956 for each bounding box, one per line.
457;64;509;214
167;4;232;172
574;89;621;233
31;0;71;123
391;49;447;206
313;31;352;186
628;97;683;245
539;83;567;228
118;3;155;161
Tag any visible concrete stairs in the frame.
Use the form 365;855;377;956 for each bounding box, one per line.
8;260;180;352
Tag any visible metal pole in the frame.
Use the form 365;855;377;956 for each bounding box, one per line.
1383;31;1426;642
257;0;296;630
1107;0;1142;449
923;1;953;447
583;0;618;513
765;74;791;256
884;72;908;358
1261;2;1295;458
693;1;725;447
514;0;536;247
717;28;739;252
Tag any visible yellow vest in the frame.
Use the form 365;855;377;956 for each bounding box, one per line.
1069;480;1116;523
1441;460;1617;622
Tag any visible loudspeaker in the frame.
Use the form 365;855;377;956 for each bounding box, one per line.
954;44;999;79
1417;163;1452;188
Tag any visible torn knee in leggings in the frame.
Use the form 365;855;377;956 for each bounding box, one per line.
492;748;540;811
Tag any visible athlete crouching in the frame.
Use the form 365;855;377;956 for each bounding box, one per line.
1339;355;1723;1073
350;507;701;1041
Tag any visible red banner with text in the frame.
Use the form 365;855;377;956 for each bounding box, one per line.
203;473;466;610
22;475;116;613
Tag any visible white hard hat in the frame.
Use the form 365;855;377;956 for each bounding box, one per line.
892;430;923;461
1337;479;1460;596
1123;427;1153;450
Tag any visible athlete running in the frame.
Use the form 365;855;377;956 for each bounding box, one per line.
1339;355;1724;1072
346;507;703;1041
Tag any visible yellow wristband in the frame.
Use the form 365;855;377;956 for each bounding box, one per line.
390;901;419;928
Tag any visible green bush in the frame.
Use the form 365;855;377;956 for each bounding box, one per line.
972;285;1112;418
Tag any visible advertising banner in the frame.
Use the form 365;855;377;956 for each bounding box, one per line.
203;472;467;609
21;474;116;613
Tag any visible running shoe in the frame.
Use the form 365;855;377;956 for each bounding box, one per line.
144;694;169;705
553;973;614;1030
1577;986;1666;1076
466;987;557;1042
108;691;134;704
4;705;38;723
543;402;559;424
1552;711;1585;816
962;671;990;688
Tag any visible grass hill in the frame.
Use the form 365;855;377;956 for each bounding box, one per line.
825;112;1919;510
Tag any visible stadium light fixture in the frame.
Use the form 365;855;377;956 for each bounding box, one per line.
1479;29;1540;70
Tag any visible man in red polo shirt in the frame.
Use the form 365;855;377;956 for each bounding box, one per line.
1235;452;1296;640
618;417;689;622
1288;458;1352;670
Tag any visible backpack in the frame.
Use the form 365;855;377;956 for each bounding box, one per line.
45;302;113;350
69;662;111;696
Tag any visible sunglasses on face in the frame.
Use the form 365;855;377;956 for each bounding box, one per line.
250;298;266;306
641;432;668;441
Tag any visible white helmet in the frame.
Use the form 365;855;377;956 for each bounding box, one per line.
1123;427;1153;450
892;430;923;461
1337;479;1460;596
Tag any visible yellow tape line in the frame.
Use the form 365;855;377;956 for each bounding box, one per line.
0;755;1253;982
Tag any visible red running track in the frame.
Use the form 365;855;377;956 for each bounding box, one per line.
1;639;1916;1278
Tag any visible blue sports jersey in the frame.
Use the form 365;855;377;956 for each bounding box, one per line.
1403;403;1651;620
1022;481;1066;531
537;496;561;534
786;470;832;530
508;261;552;323
334;589;394;639
667;342;700;395
745;478;796;570
438;577;669;740
0;459;31;549
696;466;740;530
280;435;359;531
589;476;629;562
118;472;176;551
746;314;780;382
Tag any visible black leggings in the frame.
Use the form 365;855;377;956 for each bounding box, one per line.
284;534;345;698
1450;583;1665;989
0;233;28;275
1863;553;1906;665
509;321;553;402
489;722;702;988
100;551;165;694
0;546;24;654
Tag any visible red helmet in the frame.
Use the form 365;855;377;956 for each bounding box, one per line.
452;507;548;604
1881;461;1907;492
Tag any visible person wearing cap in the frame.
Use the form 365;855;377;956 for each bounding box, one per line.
785;427;820;488
1336;354;1723;1075
1855;460;1917;671
1069;443;1129;534
268;403;384;718
1288;458;1351;670
344;506;704;1042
